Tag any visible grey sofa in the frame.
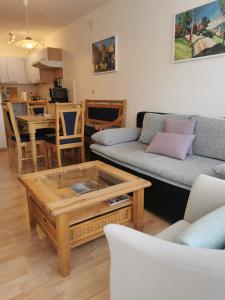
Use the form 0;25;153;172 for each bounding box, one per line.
90;112;225;222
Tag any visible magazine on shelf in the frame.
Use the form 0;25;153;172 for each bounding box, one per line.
105;194;130;206
70;180;107;194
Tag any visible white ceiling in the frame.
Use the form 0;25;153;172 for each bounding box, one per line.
0;0;110;44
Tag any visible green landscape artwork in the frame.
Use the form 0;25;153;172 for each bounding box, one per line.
174;0;225;61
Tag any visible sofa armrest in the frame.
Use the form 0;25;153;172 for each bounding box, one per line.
184;174;225;223
91;127;141;146
104;224;225;300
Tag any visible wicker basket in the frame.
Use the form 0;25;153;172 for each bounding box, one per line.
69;206;132;245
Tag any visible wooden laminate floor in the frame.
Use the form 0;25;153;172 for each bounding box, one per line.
0;150;169;300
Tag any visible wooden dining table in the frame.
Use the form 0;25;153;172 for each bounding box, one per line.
17;114;55;172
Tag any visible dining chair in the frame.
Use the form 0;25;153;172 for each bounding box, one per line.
45;102;85;167
27;100;55;136
27;100;48;116
3;102;48;174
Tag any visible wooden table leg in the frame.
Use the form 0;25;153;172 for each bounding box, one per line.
133;189;144;231
56;214;70;277
28;124;38;172
27;191;36;230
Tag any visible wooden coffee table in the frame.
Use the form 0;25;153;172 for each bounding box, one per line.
19;161;151;276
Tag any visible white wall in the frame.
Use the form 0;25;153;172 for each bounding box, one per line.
43;0;225;126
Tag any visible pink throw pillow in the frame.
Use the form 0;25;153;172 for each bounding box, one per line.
165;118;196;134
164;118;196;155
145;132;195;160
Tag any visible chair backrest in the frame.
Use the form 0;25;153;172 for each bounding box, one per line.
184;174;225;223
55;102;84;144
85;99;127;127
27;101;48;116
3;102;21;144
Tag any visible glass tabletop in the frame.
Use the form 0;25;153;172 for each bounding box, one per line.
40;166;124;200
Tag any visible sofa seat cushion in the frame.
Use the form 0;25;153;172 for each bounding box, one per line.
156;220;190;242
213;163;225;179
91;142;222;188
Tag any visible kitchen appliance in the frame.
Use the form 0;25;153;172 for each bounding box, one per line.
1;90;10;101
32;48;63;69
49;78;68;103
1;87;19;102
49;88;68;103
54;78;61;87
21;90;27;102
31;92;41;101
33;59;63;69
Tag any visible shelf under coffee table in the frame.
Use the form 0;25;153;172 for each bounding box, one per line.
19;160;151;276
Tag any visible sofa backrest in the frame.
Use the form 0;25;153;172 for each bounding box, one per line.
136;112;225;161
136;111;166;128
193;115;225;161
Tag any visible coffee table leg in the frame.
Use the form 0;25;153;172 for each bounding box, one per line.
27;191;36;230
56;214;70;277
133;189;144;231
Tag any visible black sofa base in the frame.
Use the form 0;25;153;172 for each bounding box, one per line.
90;151;190;223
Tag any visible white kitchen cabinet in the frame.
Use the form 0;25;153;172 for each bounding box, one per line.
0;57;8;83
7;57;26;84
25;55;40;84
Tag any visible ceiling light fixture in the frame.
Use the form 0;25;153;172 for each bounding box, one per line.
16;0;41;50
8;32;16;44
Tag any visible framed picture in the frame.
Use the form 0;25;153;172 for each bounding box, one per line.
92;35;118;74
174;0;225;62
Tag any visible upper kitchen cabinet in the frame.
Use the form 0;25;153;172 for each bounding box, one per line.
6;57;26;84
25;47;63;84
0;57;8;83
25;54;40;84
0;49;62;85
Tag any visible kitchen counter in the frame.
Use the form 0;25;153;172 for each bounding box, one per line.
2;99;48;104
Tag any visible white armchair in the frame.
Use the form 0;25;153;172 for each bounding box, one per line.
104;175;225;300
